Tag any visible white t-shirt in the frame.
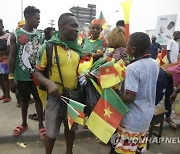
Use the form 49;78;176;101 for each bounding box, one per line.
167;39;179;63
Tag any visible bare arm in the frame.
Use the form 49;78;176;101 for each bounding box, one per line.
170;85;180;103
83;52;103;59
166;50;171;63
116;90;136;104
9;33;16;74
34;68;61;98
158;44;162;52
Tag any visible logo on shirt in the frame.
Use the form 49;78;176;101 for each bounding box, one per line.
19;35;41;73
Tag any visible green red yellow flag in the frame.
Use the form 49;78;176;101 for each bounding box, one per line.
99;62;120;88
86;88;129;143
99;11;109;30
99;11;106;25
67;98;86;129
156;49;167;65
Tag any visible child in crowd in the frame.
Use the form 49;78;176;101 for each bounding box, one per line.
115;32;159;153
0;19;11;103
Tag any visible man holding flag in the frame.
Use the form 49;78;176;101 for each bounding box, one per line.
35;13;83;154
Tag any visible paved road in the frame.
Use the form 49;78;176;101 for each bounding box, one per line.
0;91;180;154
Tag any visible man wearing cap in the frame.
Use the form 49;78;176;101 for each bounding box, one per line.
82;19;107;61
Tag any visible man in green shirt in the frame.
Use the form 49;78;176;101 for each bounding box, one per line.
9;6;44;139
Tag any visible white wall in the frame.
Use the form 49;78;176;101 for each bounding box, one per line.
129;0;180;33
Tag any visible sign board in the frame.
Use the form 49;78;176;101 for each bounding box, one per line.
70;4;96;24
156;14;177;45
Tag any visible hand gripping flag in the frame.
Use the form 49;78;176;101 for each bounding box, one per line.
86;88;129;143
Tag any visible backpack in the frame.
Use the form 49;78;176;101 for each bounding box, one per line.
38;42;54;91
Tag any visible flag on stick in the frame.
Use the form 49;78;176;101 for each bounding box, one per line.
86;88;129;143
61;96;86;129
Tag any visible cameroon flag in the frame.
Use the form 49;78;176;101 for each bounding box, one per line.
99;62;120;89
86;88;129;143
67;99;86;129
99;11;106;25
156;49;167;65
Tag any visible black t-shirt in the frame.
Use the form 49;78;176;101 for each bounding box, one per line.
148;42;161;59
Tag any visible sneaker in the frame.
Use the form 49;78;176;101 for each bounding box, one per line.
28;113;39;121
82;125;89;132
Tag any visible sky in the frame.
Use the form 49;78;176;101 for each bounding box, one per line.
1;0;180;34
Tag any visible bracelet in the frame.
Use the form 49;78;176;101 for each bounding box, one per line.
9;76;14;80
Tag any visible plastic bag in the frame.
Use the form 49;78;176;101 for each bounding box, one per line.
85;79;100;115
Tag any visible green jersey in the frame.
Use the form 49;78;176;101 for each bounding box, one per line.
14;28;42;81
82;36;107;54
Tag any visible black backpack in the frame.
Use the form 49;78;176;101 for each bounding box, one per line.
38;42;54;91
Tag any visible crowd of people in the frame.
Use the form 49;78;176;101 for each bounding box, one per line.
0;5;180;154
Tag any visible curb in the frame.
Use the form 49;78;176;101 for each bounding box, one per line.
0;130;94;144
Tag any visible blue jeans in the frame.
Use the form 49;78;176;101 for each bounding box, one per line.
155;69;174;118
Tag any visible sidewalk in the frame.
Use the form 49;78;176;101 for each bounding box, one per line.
0;92;93;144
0;91;180;154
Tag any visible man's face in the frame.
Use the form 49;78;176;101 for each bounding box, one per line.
151;37;156;43
61;16;79;41
28;13;40;29
90;24;102;39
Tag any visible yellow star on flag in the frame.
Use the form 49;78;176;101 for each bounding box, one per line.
104;107;113;118
105;67;110;73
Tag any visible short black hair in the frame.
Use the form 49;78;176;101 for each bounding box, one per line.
58;13;75;27
24;6;40;19
116;20;125;27
44;27;55;40
129;32;150;54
